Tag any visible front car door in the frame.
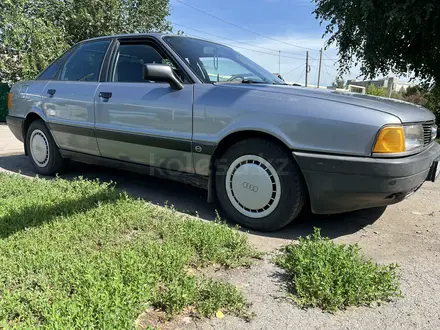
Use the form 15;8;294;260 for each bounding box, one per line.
42;40;111;155
94;38;194;172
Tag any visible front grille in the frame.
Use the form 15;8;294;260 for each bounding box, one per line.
422;121;435;146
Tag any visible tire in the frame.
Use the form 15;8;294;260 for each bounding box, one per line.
215;138;307;232
25;119;65;175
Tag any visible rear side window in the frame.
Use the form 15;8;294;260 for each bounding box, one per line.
60;41;110;82
36;46;78;80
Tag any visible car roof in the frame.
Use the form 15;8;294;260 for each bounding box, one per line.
83;32;172;43
79;33;234;51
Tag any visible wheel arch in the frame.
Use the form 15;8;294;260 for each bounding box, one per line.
207;130;303;203
23;112;47;156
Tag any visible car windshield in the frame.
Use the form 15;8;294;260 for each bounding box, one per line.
164;36;285;85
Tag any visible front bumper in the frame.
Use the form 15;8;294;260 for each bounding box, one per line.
293;142;440;214
6;115;25;142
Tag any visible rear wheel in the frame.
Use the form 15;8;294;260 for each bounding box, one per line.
26;120;65;175
215;138;307;232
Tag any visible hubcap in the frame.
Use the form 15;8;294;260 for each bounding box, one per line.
30;129;50;167
226;155;281;218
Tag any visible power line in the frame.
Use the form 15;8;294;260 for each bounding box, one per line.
175;0;321;52
295;68;306;84
323;52;339;61
282;63;305;76
323;60;338;77
322;61;338;86
173;23;305;58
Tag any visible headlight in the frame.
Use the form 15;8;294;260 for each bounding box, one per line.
403;124;424;151
373;124;425;154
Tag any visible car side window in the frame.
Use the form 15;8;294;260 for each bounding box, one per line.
59;41;110;82
113;44;177;83
36;46;78;80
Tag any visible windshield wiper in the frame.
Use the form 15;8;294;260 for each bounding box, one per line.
242;79;288;85
241;79;267;84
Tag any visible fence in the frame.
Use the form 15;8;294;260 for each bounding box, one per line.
0;83;10;122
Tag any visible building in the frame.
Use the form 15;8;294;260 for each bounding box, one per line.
327;84;366;94
347;77;416;96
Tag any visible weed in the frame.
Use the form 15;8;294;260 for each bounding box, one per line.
274;228;401;312
0;174;258;328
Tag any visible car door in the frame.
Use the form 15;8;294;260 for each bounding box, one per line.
42;40;111;155
94;39;194;173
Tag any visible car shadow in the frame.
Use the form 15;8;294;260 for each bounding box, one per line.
252;206;386;240
0;154;385;240
0;188;121;239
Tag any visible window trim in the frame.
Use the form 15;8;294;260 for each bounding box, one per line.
100;39;118;82
104;37;194;84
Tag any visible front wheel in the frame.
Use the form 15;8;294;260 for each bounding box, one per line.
215;138;307;232
26;119;65;175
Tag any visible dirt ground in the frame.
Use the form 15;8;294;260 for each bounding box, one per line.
1;124;439;330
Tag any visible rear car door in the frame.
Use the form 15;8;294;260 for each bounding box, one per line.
94;38;194;172
41;40;111;155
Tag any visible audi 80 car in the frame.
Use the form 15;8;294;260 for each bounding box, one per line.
6;33;440;231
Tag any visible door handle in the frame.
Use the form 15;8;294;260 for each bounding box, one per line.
99;92;112;99
47;89;56;96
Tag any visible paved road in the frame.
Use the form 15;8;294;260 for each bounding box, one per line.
1;124;439;329
0;123;24;155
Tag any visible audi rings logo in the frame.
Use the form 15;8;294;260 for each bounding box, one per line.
243;182;259;192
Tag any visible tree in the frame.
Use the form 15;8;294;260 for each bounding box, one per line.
332;77;345;89
312;1;440;85
425;87;440;125
0;0;171;84
400;85;440;125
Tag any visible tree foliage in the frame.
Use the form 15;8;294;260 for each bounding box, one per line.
399;85;440;125
313;0;440;85
366;84;387;97
0;0;171;84
332;76;345;89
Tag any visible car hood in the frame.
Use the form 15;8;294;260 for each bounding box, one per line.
215;83;435;123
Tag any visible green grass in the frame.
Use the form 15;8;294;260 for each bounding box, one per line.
0;173;259;328
436;138;440;143
274;229;401;312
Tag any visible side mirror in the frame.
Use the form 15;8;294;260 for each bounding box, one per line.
143;63;184;90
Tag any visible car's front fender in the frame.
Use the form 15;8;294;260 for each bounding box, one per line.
193;84;401;157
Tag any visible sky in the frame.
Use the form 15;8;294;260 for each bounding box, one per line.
168;0;353;87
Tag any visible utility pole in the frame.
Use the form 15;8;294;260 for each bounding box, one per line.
278;51;281;75
305;51;309;87
317;48;323;88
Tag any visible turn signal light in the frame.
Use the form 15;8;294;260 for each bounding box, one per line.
7;92;12;110
373;126;405;153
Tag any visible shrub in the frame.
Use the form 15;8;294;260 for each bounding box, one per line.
366;84;387;97
274;228;401;312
